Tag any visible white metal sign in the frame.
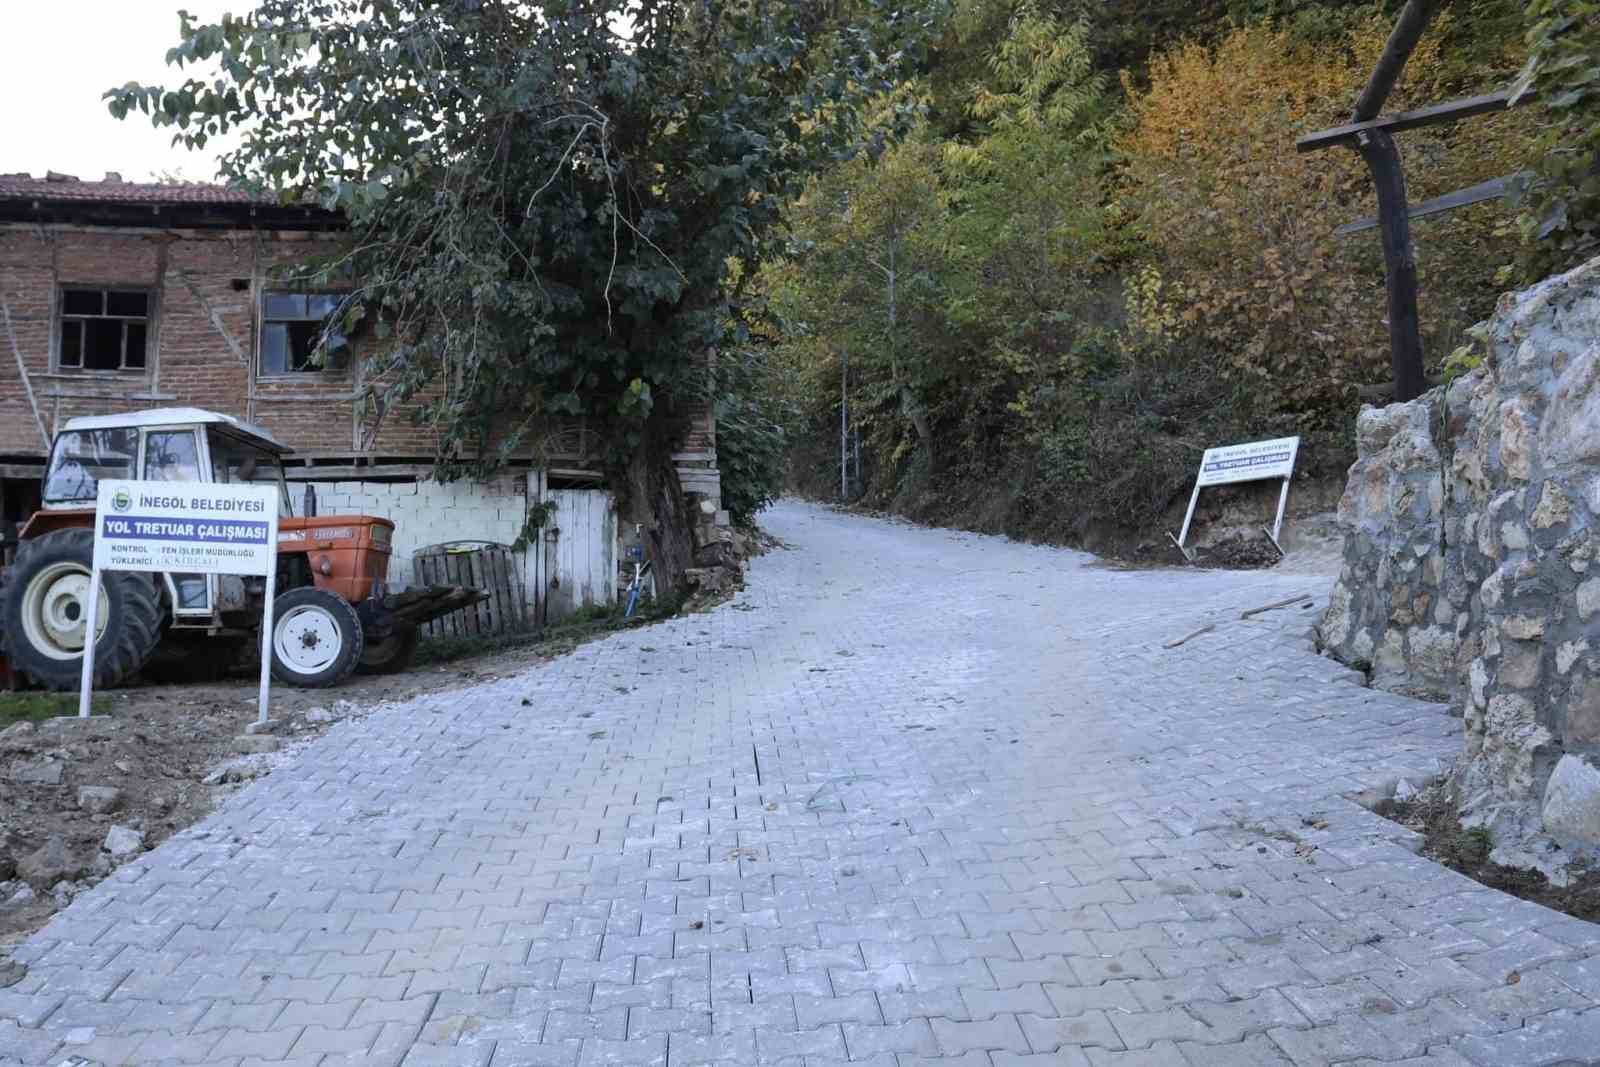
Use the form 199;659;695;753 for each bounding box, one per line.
1172;436;1300;559
92;481;279;576
80;480;280;723
1195;436;1300;487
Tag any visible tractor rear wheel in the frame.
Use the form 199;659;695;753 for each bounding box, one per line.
268;586;363;688
356;624;419;675
0;528;162;690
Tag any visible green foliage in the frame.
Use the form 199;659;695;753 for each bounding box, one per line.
0;692;107;726
1460;825;1496;864
1511;0;1600;278
714;343;792;526
772;0;1537;548
107;0;938;486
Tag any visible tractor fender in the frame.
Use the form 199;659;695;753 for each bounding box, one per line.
18;509;94;541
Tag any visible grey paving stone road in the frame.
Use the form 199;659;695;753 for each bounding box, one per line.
6;501;1600;1067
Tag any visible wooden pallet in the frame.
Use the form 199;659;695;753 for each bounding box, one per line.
413;543;529;638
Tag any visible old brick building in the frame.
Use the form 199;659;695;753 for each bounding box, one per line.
0;172;721;619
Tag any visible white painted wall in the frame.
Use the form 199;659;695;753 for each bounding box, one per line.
307;474;620;625
311;475;529;590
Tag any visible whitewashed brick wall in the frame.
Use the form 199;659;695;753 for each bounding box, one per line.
312;476;530;590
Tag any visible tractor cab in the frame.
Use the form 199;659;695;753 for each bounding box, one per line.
35;409;297;623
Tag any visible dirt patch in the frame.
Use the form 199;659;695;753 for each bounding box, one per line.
1377;789;1600;924
817;481;1345;575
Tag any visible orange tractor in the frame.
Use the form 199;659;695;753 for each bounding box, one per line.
0;408;480;690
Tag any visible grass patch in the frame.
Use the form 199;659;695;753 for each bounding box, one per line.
0;692;110;727
412;597;684;669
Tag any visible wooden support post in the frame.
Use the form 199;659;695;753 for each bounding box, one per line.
1357;128;1428;403
1351;0;1444;121
0;293;51;452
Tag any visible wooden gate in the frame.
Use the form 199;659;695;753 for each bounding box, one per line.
413;542;529;637
541;489;617;622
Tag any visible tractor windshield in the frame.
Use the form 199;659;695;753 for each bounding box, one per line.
41;428;137;505
208;431;293;517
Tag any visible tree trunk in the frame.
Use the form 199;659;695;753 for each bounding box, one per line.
901;385;937;474
884;233;936;472
624;430;696;598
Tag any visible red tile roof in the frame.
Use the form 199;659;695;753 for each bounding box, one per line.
0;173;265;205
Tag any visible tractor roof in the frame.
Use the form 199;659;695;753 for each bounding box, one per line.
60;407;291;454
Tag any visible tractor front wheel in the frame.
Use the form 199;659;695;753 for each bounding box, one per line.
268;587;363;688
0;528;162;690
356;624;420;675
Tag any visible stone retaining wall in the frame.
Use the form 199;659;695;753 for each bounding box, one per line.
1318;256;1600;864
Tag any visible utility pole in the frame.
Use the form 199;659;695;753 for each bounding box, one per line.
840;350;849;501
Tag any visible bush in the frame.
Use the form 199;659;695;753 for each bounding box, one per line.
1119;15;1529;419
714;346;792;527
1512;0;1600;278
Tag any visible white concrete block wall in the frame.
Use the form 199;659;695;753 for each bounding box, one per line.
312;477;529;591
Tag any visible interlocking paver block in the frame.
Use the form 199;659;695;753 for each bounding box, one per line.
1451;1006;1600;1065
10;502;1600;1067
962;982;1056;1020
1266;1016;1404;1065
792;991;881;1028
577;1033;668;1066
1186;990;1310;1043
402;1041;498;1067
1177;1032;1296;1065
490;1038;584;1066
1087;1038;1189;1065
208;1023;304;1062
932;1014;1030;1054
0;1019;63;1064
840;1018;940;1058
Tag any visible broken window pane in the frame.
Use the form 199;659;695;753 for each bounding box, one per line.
59;322;83;367
288;323;320;370
261;323;290;375
57;287;149;372
105;291;148;317
125;322;147;368
83;320;124;370
61;290;101;316
264;293;305;319
260;290;349;375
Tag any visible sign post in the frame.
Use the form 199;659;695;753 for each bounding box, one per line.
80;480;280;723
1170;436;1300;561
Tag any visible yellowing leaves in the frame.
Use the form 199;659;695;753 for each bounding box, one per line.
1117;13;1533;417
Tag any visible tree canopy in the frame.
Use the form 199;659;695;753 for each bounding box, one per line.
108;0;932;487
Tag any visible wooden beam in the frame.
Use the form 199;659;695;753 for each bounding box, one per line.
1352;0;1443;121
1298;91;1515;153
1359;129;1428;403
1334;174;1527;236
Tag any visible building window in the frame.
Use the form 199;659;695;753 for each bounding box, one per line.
57;288;150;372
260;292;349;375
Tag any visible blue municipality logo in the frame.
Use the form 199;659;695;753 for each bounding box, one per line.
111;488;133;513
